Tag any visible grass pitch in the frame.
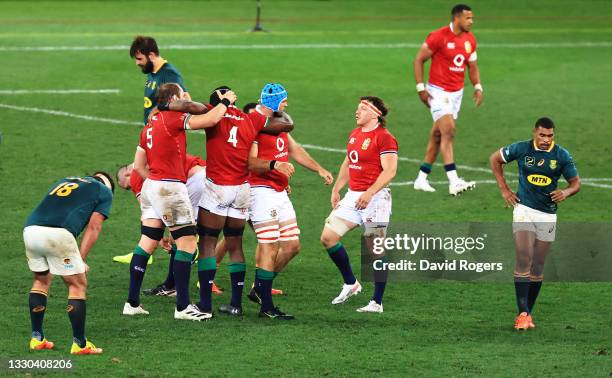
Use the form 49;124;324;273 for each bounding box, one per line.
0;1;611;375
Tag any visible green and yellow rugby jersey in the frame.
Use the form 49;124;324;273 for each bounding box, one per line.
25;177;112;237
501;140;578;214
143;60;187;124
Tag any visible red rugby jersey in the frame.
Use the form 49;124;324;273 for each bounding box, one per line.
204;105;266;185
346;125;398;191
138;111;190;183
248;132;290;191
425;24;477;92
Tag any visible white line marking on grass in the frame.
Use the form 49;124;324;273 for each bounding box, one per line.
1;42;612;52
0;89;120;94
0;103;140;126
2;103;610;189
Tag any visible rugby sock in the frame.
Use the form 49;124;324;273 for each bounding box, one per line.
418;162;432;179
29;290;47;340
372;259;388;305
197;257;217;312
228;262;246;309
162;244;177;289
255;268;275;312
444;163;458;183
514;276;531;314
67;298;86;348
127;246;150;307
528;279;543;312
173;250;194;312
327;242;356;285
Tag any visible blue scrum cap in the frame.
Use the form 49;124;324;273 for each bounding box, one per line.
260;83;287;112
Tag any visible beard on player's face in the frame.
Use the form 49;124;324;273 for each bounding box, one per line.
140;57;154;74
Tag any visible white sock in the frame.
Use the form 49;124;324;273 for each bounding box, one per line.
417;170;429;181
446;169;459;183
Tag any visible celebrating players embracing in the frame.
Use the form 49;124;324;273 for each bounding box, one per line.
490;117;580;330
320;97;398;313
125;83;235;321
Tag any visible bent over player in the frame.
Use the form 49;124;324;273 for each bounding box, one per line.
490;117;580;330
24;172;114;355
412;4;483;195
320;96;398;313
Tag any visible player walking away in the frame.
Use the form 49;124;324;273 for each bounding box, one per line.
489;117;580;330
24;172;114;355
412;4;483;196
116;154;207;301
320;97;398;313
130;36;191;125
247;91;334;320
165;84;295;317
124;83;235;321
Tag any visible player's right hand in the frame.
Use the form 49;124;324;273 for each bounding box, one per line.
275;162;295;178
319;169;334;185
501;188;519;208
331;191;340;208
217;90;237;105
418;90;432;108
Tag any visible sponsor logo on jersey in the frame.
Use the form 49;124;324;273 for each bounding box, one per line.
361;138;371;150
464;41;472;54
527;174;552;186
537;159;545;167
349;150;359;163
447;42;455;49
525;156;535;167
349;137;356;144
550;160;557;169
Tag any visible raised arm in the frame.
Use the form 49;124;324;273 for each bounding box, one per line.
186;90;237;130
287;135;333;185
260;112;295;135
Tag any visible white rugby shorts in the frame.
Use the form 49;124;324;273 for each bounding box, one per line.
249;186;296;224
427;83;464;122
512;203;557;242
140;179;195;227
24;225;86;275
198;179;250;220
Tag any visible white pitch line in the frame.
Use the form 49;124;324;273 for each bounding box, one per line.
1;42;612;52
0;89;120;95
1;103;610;189
0;103;140;126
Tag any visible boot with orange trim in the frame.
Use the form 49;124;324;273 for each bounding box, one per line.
514;312;531;331
70;339;103;355
29;337;54;351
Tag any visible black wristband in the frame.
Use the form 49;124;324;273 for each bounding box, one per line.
269;160;277;171
221;98;231;107
158;102;169;111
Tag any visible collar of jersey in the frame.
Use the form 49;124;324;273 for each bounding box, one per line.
152;59;168;74
361;123;380;133
532;140;555;152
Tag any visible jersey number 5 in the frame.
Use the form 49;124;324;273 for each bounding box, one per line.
146;128;153;148
49;182;79;197
227;126;238;148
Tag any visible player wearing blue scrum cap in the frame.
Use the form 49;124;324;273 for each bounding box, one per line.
260;83;288;112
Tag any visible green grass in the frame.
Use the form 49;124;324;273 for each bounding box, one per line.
0;0;611;376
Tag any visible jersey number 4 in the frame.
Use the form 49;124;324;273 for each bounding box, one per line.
227;126;238;148
49;182;79;197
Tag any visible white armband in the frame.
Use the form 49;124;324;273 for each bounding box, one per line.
416;83;425;92
474;83;483;92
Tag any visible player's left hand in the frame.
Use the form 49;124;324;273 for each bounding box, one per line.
550;189;568;203
286;185;292;196
319;169;333;185
160;237;173;252
473;90;483;107
355;191;373;210
84;263;90;274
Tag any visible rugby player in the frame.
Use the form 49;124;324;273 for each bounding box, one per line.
117;154;206;307
163;84;295;317
24;172;114;355
412;4;483;196
247;90;334;319
320;97;398;313
128;83;236;321
489;117;580;330
130;35;191;125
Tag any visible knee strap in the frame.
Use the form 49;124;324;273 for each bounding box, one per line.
223;225;244;237
198;225;221;238
170;225;197;240
141;225;164;241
